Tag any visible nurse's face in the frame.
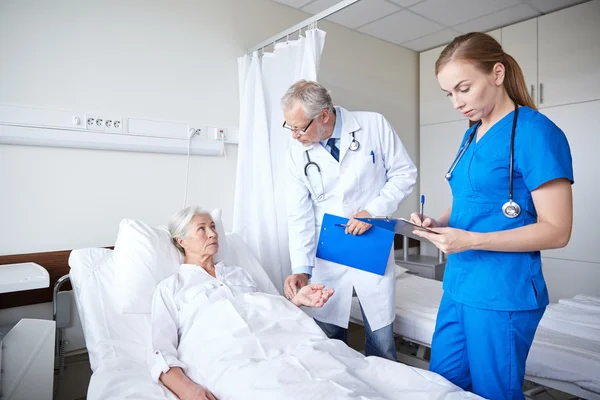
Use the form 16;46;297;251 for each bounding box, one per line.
437;60;505;122
178;213;219;259
283;101;331;146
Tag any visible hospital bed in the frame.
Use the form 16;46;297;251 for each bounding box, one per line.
350;271;600;400
64;230;482;400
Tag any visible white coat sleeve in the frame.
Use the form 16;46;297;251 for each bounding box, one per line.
285;150;317;273
364;118;417;217
150;280;186;383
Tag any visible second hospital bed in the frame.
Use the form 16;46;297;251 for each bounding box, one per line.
350;271;600;400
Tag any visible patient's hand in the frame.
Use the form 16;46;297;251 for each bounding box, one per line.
291;284;335;308
184;384;217;400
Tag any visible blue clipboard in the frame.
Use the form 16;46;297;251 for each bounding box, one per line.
316;213;396;276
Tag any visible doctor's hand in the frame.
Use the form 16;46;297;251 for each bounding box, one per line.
283;273;309;300
410;212;438;228
183;384;218;400
412;227;475;255
345;210;372;236
292;284;335;308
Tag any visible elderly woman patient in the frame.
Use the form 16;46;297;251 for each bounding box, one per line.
150;206;334;400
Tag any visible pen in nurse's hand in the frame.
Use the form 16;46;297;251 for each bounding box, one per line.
420;195;425;227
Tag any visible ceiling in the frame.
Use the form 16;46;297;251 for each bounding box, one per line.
272;0;590;51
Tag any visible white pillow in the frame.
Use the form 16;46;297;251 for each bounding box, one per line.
113;208;232;314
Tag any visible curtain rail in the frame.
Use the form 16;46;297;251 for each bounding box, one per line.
246;0;361;54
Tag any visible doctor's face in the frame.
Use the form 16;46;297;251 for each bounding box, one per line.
283;101;329;146
178;213;219;259
437;60;505;122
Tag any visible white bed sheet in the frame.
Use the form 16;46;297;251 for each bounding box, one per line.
88;358;177;400
69;237;484;400
527;296;600;394
350;273;600;396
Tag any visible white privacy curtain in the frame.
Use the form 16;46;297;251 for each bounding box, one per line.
234;29;326;294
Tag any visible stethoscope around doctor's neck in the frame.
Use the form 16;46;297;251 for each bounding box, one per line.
445;102;521;219
303;131;360;202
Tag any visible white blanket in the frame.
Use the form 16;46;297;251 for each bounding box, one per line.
177;293;481;400
527;294;600;393
538;294;600;342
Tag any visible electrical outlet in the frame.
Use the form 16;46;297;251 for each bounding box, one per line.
85;113;122;133
211;127;226;140
85;113;105;132
106;117;123;133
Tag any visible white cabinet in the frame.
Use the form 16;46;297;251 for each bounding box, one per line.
419;45;462;126
486;29;502;45
419;119;468;220
541;100;600;264
538;0;600;108
502;19;538;106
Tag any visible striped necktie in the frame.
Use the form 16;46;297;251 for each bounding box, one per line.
327;138;339;162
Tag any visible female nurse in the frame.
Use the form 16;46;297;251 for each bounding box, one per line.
411;32;574;400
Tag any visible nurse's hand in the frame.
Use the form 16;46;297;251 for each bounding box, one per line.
412;227;474;254
410;212;438;228
292;284;335;308
345;210;372;236
283;273;309;300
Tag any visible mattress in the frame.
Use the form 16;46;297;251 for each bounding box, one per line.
350;272;442;345
526;295;600;394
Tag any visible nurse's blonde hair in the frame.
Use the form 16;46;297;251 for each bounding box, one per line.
436;32;537;110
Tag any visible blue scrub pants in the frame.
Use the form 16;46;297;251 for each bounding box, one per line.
430;293;545;400
314;302;397;361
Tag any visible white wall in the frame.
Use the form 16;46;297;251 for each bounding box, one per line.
0;0;418;255
0;0;418;341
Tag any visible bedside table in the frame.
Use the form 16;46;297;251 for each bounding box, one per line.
0;262;55;400
396;236;446;281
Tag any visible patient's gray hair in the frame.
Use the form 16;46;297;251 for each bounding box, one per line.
168;206;208;255
281;80;334;120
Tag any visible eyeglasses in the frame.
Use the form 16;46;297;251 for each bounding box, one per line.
282;119;314;133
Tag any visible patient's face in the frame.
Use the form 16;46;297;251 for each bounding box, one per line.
181;213;219;258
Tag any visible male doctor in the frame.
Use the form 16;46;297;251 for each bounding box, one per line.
281;80;417;360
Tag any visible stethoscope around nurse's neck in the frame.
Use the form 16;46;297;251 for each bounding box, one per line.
445;102;521;219
303;131;360;202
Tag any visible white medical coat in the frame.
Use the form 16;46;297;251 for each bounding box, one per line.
150;263;257;383
285;106;417;331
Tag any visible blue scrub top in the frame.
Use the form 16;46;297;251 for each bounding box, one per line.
445;106;574;311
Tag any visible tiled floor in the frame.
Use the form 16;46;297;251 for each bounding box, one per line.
57;324;583;400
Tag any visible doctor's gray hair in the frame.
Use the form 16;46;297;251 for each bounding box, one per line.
168;206;208;255
281;80;334;120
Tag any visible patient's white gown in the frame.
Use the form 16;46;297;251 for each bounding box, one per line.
150;263;482;400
